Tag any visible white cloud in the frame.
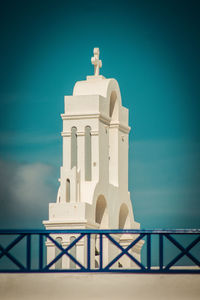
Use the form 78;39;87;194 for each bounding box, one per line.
13;163;54;207
0;159;58;228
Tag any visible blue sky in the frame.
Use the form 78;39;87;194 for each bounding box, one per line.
0;0;200;229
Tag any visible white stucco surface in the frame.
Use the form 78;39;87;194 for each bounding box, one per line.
0;273;199;300
43;48;143;269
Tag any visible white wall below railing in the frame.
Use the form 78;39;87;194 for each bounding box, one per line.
0;273;199;300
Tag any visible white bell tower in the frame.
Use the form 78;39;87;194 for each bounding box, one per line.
43;48;142;269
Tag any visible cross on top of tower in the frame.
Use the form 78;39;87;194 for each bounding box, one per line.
91;48;102;76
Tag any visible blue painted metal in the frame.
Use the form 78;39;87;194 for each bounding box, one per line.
147;234;151;270
0;229;199;273
26;234;31;271
99;233;103;270
104;233;146;271
159;234;163;270
164;234;200;270
44;233;86;271
87;234;91;271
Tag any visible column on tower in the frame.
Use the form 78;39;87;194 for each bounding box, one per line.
91;130;99;182
117;104;130;192
98;119;110;184
109;126;119;186
108;101;130;190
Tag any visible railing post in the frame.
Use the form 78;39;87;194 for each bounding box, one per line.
147;234;151;270
99;233;103;270
159;234;163;270
87;234;91;270
26;234;31;271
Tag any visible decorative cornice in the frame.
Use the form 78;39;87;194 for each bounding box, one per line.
99;113;111;125
90;131;99;136
60;113;130;133
61;132;71;137
76;132;85;136
61;113;111;124
61;130;99;137
61;113;100;120
110;122;130;134
43;220;98;229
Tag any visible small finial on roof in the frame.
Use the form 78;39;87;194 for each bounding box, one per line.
91;48;102;76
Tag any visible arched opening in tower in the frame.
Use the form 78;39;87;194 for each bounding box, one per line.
109;90;118;120
95;195;108;227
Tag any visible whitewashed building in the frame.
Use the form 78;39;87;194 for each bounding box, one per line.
43;48;142;269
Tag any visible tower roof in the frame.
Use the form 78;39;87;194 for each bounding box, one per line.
73;77;121;106
73;48;122;105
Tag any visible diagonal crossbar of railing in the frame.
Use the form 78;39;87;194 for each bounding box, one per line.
103;233;146;270
0;229;199;273
0;234;26;270
164;234;200;270
44;233;86;271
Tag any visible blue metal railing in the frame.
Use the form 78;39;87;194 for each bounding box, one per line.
0;229;199;273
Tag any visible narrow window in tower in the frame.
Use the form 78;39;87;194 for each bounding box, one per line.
66;179;70;202
71;127;77;168
69;236;77;269
85;126;92;181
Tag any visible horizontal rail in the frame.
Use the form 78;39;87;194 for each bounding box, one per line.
0;229;199;274
0;229;199;234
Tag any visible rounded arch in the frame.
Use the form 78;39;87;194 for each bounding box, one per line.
73;78;122;121
95;195;108;228
73;78;122;103
119;203;131;229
